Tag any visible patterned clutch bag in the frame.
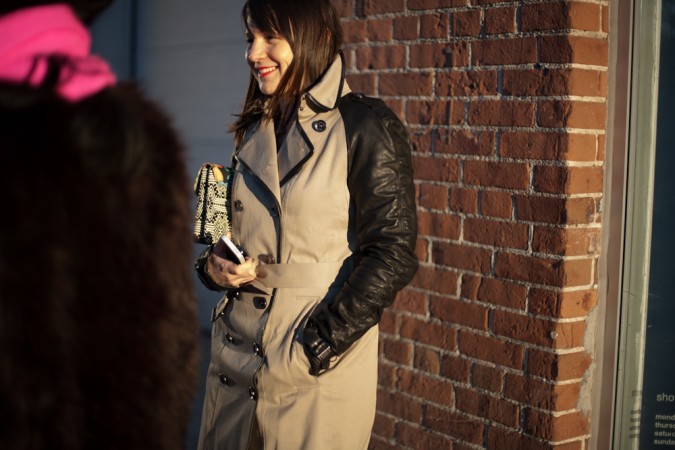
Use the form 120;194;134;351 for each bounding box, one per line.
193;162;234;245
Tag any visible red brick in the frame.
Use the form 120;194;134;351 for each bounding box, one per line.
453;9;482;36
538;100;607;130
472;363;504;392
421;12;450;38
529;288;598;318
501;132;597;162
342;19;367;43
494;252;593;287
534;165;604;195
393;288;428;316
487;426;551;450
379;309;398;335
532;226;602;256
408;99;464;126
436;70;498;97
413;156;461;183
380;72;433;96
378;362;396;391
552;320;586;349
528;349;592;381
410;265;459;295
459;332;524;369
414;346;441;375
521;2;602;32
461;275;528;309
506;374;581;411
376;389;423;423
393;15;419;40
456;387;520;427
398;368;454;406
473;37;538;65
449;188;479;214
346;72;375;95
410;42;469;68
396;422;455;449
434;129;495;156
515;195;597;225
468;100;535;127
485;6;516;35
409;0;468;9
355;45;406;70
418;183;449;210
417;210;461;239
541;35;609;65
432;241;492;273
493;310;557;347
424;406;484;444
464;160;530;190
602;5;609;33
441;354;471;382
372;413;395;440
464;217;529;250
358;0;404;15
503;68;607;97
367;18;393;41
430;296;489;331
382;337;413;365
409;129;432;154
481;190;513;219
415;237;429;262
400;316;457;350
525;409;590;441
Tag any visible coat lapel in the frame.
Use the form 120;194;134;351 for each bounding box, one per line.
235;119;282;204
278;121;314;186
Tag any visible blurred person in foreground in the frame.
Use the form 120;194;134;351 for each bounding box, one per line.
0;1;199;449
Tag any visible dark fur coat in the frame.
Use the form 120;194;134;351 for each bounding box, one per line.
0;81;199;450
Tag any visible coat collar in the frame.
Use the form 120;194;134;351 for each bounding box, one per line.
235;52;350;203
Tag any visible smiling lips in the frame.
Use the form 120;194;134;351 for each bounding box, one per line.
257;66;277;78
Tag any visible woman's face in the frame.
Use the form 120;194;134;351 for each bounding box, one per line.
245;17;294;95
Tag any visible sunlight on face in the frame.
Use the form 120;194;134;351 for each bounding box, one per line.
245;17;294;95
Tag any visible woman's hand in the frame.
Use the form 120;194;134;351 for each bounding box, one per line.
206;239;258;288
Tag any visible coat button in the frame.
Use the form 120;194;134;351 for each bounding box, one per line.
253;297;267;309
312;120;326;132
248;387;257;400
219;374;230;385
253;343;262;356
225;333;235;344
270;205;279;217
260;254;275;264
234;200;243;211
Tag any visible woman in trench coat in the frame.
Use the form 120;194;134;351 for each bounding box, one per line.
195;0;418;448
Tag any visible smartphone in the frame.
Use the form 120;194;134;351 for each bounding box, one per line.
220;235;246;264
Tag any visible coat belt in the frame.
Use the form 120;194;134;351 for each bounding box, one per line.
254;262;344;288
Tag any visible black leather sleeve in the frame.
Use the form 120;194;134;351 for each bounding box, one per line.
306;93;418;356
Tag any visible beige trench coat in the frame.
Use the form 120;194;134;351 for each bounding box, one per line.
197;56;379;450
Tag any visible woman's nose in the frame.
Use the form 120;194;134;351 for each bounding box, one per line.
247;41;264;62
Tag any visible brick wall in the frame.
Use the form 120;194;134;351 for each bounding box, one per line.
334;1;609;448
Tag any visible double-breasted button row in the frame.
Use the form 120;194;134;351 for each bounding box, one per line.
234;200;244;212
225;333;235;344
248;387;257;400
219;373;230;386
253;343;262;356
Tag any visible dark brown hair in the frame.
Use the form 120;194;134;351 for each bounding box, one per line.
230;0;343;146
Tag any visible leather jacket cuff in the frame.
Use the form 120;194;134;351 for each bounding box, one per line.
303;324;336;376
195;245;228;292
